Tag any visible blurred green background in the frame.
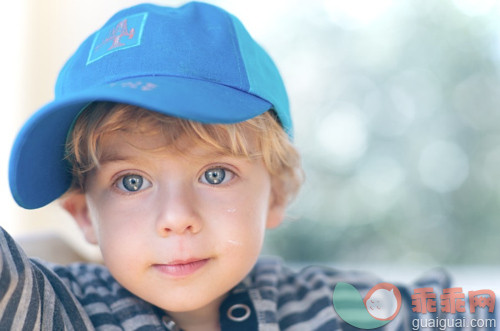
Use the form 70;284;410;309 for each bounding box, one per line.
261;0;500;266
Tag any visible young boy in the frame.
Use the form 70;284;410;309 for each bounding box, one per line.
3;2;453;330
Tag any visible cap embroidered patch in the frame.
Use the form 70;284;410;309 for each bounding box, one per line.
87;12;148;65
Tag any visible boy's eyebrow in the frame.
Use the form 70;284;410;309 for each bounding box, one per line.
98;151;138;164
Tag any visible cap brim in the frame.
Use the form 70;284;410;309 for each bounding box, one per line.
9;75;272;209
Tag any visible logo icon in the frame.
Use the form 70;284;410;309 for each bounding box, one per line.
87;12;148;64
97;18;135;51
333;282;402;329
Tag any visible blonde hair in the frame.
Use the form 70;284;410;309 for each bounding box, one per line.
65;102;304;204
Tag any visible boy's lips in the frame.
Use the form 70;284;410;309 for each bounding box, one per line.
153;258;210;277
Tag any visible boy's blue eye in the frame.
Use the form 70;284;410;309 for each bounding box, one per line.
117;174;150;192
203;168;227;185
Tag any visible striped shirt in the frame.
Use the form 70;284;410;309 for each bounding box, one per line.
0;227;492;330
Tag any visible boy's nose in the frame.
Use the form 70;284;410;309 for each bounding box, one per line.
155;187;202;237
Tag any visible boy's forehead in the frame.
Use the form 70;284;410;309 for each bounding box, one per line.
98;130;255;164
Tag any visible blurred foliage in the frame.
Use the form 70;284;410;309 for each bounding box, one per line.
262;0;500;265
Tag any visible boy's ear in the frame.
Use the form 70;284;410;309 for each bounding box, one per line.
266;188;287;229
60;192;98;245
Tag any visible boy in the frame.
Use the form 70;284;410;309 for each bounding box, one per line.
3;2;452;330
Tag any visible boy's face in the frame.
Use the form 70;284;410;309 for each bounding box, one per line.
62;130;285;315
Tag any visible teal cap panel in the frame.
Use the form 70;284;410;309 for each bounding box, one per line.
230;15;293;138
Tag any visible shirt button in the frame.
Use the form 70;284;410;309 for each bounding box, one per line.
227;303;251;322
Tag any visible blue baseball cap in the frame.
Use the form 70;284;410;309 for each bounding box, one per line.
9;1;291;209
